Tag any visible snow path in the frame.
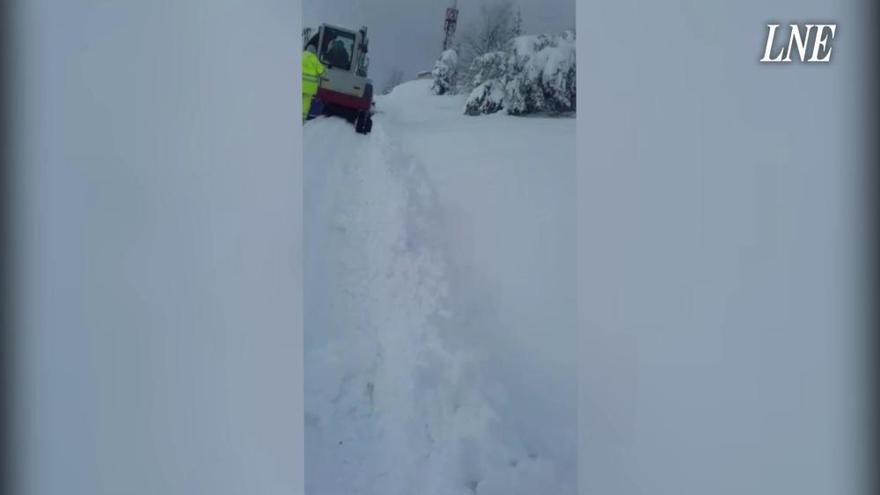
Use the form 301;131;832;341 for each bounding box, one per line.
305;81;573;495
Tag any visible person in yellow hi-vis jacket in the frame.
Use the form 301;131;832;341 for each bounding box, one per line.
302;44;326;121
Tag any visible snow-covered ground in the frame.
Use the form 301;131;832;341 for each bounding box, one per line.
304;79;576;495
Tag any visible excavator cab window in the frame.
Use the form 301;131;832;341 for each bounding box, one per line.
319;27;355;71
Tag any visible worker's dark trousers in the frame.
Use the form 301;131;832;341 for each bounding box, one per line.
303;93;314;120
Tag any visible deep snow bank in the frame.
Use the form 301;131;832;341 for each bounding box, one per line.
305;80;575;494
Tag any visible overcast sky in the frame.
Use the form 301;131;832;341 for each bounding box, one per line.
304;0;575;89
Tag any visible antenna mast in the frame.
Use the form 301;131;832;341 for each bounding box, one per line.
442;0;459;51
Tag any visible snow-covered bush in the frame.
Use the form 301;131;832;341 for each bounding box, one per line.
431;49;459;95
464;79;506;116
463;31;576;116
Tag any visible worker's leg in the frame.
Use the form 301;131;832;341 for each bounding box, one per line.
303;93;313;121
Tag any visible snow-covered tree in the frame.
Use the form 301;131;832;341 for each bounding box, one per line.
463;51;506;115
460;0;520;60
530;31;576;114
468;51;508;87
431;49;459;95
458;0;521;91
463;31;576;116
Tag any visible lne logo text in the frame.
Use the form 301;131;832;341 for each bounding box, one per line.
760;23;837;63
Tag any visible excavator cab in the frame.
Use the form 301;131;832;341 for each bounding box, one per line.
304;24;374;134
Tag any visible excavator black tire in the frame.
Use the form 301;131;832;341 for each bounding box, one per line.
355;110;373;135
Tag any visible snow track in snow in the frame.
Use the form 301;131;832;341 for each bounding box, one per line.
305;80;574;495
305;118;499;495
